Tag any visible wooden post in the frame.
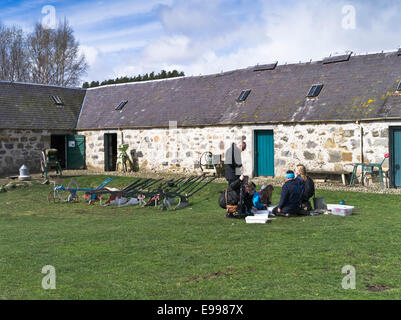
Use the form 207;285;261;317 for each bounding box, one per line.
360;124;364;186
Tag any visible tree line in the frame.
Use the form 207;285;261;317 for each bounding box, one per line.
82;70;185;88
0;19;87;87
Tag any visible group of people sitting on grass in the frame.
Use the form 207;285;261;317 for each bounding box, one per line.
271;166;315;217
219;141;315;218
218;174;275;218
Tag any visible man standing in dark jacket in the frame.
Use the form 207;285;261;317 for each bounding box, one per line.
273;170;302;217
225;141;246;185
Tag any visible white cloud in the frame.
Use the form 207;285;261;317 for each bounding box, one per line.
159;0;224;34
67;0;173;28
79;22;163;44
78;0;401;83
79;45;98;65
142;35;194;63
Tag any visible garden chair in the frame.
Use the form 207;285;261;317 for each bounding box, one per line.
349;153;390;187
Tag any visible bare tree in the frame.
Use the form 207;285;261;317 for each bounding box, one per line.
0;24;10;80
9;27;29;82
28;19;88;86
0;19;87;86
0;24;29;82
52;19;88;86
27;22;54;84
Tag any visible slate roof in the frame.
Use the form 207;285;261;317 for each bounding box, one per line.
0;81;85;130
77;50;401;129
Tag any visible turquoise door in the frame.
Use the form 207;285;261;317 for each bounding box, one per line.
392;129;401;187
67;135;86;169
254;130;274;176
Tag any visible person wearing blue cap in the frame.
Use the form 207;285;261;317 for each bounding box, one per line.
272;170;302;217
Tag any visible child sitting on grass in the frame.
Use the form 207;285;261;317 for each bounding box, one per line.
259;185;274;207
252;184;274;210
251;184;275;216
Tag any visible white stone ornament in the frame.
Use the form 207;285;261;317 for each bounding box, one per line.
18;164;31;181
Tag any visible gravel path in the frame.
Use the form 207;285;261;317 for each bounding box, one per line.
2;169;401;195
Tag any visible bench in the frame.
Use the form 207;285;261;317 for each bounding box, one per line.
307;170;352;186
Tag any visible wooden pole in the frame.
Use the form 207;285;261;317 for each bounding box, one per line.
360;124;364;185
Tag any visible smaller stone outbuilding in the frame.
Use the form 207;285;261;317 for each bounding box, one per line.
0;81;86;176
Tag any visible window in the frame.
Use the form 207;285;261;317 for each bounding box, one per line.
237;90;251;102
115;100;128;111
51;95;63;105
253;62;277;72
323;52;352;64
306;84;323;98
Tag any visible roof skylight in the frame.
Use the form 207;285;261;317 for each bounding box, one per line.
306;84;323;98
51;95;63;105
115;100;128;111
237;90;251;102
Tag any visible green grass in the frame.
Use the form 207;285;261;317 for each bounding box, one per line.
1;175;401;299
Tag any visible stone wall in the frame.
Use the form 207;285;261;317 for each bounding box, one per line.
78;127;248;173
272;122;390;175
0;129;51;176
1;121;394;178
78;121;395;177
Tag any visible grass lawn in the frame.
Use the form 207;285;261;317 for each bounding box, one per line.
0;174;401;300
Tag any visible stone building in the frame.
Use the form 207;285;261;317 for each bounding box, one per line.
1;50;401;187
77;51;401;187
0;81;85;176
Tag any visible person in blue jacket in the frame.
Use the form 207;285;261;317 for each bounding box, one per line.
252;192;267;210
252;190;265;210
272;170;302;217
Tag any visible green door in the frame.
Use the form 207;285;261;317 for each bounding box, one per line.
67;135;86;169
392;129;401;187
254;130;274;176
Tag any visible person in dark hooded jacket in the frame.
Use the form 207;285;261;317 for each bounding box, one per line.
272;170;302;217
219;175;253;217
219;176;242;210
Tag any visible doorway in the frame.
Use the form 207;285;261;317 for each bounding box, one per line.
254;130;275;177
390;127;401;187
104;133;117;171
50;135;67;169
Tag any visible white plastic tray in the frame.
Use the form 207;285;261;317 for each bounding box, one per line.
326;204;354;216
245;214;269;224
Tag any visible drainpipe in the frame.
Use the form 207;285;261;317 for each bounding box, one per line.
356;120;364;185
120;128;124;145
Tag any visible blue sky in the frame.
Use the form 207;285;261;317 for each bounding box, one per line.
1;0;401;84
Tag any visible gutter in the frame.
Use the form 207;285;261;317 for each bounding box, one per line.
3;116;400;131
0;127;77;131
75;116;401;131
